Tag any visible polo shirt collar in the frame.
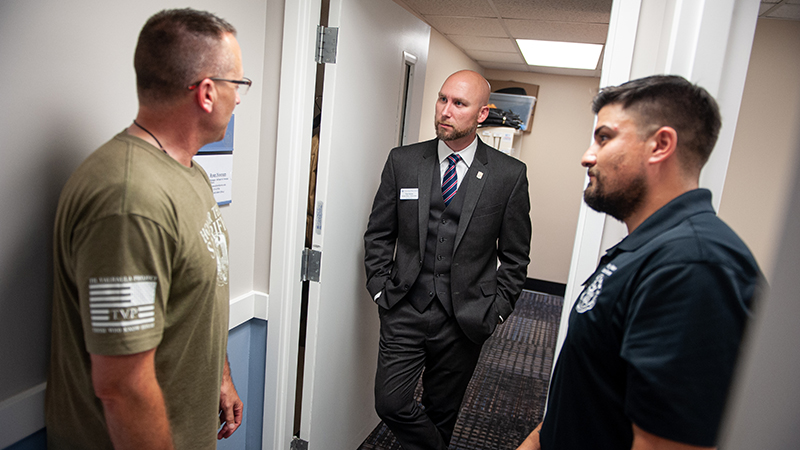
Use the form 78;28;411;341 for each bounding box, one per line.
606;189;716;256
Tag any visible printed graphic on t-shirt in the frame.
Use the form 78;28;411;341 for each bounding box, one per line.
576;263;617;313
200;204;229;287
89;276;157;334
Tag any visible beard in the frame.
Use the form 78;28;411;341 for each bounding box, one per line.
583;169;647;222
435;120;476;142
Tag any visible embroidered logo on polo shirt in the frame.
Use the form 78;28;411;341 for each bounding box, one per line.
576;263;617;313
89;276;157;333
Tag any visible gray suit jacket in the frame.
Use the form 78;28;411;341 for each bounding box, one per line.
364;138;532;343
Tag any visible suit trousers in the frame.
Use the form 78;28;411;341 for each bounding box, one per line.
374;297;483;450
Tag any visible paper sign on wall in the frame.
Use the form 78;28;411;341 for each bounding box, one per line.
195;115;235;206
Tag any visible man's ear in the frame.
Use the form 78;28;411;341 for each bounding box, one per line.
477;104;490;124
192;78;216;113
648;126;678;164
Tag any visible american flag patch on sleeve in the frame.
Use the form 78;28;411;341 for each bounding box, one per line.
89;276;157;334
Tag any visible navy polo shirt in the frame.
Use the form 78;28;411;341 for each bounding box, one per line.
540;189;763;449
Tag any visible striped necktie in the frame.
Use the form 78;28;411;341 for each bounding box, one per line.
442;153;461;206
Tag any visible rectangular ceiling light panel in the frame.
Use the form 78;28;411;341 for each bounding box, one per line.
516;39;603;70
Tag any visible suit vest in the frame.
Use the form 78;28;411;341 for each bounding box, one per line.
407;158;470;315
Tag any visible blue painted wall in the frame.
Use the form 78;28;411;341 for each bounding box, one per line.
3;319;267;450
1;430;45;450
218;319;267;450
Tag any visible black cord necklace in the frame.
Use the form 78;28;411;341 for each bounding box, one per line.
133;120;167;153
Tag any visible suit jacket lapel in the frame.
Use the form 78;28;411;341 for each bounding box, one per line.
454;140;489;253
418;141;436;257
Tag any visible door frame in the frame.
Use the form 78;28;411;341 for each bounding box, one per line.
262;0;321;448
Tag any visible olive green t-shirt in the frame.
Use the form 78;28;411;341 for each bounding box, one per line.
46;132;230;450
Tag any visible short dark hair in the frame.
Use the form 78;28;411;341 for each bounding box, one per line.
592;75;722;173
134;8;236;105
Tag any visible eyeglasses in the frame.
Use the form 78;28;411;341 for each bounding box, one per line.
188;77;252;96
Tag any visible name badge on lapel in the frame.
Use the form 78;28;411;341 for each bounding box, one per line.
400;188;418;200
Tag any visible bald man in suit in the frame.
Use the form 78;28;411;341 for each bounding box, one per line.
364;70;532;450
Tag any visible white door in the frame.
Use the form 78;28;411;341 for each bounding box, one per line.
298;0;430;448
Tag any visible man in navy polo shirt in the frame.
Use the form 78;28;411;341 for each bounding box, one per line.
517;75;763;450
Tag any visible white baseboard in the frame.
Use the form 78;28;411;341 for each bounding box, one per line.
229;290;269;329
0;291;269;449
0;382;46;448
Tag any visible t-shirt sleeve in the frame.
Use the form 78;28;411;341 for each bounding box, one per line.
72;214;175;355
620;262;748;446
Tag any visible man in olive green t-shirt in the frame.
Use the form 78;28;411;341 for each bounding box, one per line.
46;9;251;449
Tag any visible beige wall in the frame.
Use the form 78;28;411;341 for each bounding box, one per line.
417;29;484;142
485;70;600;284
719;18;800;281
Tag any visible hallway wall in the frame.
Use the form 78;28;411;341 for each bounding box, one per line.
719;18;800;281
0;0;277;447
219;320;268;450
719;111;800;448
417;29;485;142
483;71;599;285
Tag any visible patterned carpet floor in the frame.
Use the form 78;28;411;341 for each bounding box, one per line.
357;290;564;450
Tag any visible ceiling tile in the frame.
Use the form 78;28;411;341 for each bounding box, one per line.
424;16;507;37
447;35;519;52
477;61;531;72
763;4;800;19
401;0;495;17
492;0;613;23
759;4;776;14
465;50;525;63
504;19;608;43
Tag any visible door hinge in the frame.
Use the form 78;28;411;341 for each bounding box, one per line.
301;248;322;282
315;25;338;64
290;436;309;450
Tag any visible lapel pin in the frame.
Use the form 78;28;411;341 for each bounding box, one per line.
477;171;484;179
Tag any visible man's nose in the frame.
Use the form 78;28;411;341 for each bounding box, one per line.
440;102;452;117
581;146;597;168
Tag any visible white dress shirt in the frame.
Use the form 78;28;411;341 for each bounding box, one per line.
437;136;477;190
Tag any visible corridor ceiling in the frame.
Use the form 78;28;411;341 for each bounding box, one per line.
393;0;800;77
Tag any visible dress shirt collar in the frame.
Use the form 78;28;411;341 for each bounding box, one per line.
438;136;478;168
